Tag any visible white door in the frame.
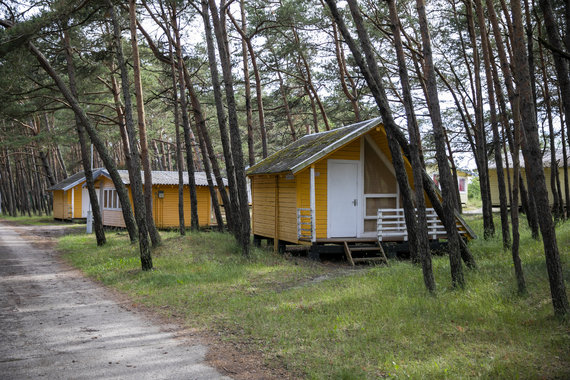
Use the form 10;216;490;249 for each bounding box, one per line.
328;160;359;237
81;188;101;217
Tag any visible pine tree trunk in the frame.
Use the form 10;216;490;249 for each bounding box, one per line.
465;0;494;238
387;0;435;292
201;0;239;235
537;28;562;220
107;3;153;269
415;0;467;286
512;0;568;316
208;0;251;255
475;0;510;248
196;122;225;231
236;1;255;166
63;28;106;246
332;21;360;122
172;9;199;231
539;0;570;216
166;18;185;235
128;0;161;246
559;101;570;219
28;40;145;254
277;70;297;141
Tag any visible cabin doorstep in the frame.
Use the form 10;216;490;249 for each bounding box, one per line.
47;170;227;228
246;118;474;254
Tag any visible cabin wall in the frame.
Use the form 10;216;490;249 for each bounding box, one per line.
100;177;127;228
72;184;83;218
367;128;433;207
52;190;66;219
153;185;212;228
489;167;567;206
277;174;298;243
251;175;276;239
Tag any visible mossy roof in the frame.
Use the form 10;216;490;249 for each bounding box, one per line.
247;118;383;175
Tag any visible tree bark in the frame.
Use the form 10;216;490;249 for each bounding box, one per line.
539;0;570;216
208;0;251;255
465;0;494;238
387;0;435;292
201;0;239;235
26;40;151;266
474;0;510;248
107;3;153;269
485;0;540;237
165;14;185;235
172;7;199;231
63;28;106;246
414;0;467;286
128;0;161;246
511;0;568;316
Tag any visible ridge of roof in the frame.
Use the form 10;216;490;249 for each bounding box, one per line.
49;169;226;190
246;117;382;175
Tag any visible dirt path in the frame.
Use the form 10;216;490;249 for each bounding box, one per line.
0;221;230;379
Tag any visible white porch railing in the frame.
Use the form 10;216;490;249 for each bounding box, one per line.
297;208;313;241
377;208;465;241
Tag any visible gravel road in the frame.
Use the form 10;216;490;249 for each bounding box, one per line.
0;221;230;380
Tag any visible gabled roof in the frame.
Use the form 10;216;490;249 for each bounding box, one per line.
489;151;565;169
48;169;226;191
247;117;383;175
112;170;227;187
46;168;107;191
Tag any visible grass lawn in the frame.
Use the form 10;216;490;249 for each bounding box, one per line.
0;214;73;226
58;216;569;379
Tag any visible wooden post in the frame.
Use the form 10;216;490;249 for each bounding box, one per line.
71;188;74;219
274;175;279;252
99;181;105;225
310;165;316;242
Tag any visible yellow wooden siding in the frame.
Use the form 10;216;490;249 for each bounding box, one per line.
489;167;567;206
72;184;83;218
252;175;276;238
277;174;298;243
326;139;360;160
152;185;212;228
52;190;65;219
65;190;72;219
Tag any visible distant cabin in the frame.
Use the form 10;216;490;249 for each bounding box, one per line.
246;118;474;254
489;154;569;208
428;166;471;205
47;169;227;228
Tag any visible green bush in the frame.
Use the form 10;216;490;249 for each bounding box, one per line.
468;176;481;200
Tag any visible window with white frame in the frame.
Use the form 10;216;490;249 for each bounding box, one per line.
103;189;121;210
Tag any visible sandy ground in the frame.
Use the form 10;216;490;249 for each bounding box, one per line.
0;221;231;380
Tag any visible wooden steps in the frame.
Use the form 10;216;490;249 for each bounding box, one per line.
343;241;388;266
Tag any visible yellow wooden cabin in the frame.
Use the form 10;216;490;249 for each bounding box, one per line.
48;169;226;228
489;155;568;208
428;165;471;205
246;118;475;257
48;168;107;221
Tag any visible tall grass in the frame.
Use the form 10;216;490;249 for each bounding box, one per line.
59;217;569;379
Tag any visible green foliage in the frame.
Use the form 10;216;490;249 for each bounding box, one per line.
59;218;570;379
468;176;481;200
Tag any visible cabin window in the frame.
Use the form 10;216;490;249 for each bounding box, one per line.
458;178;466;192
103;189;122;210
